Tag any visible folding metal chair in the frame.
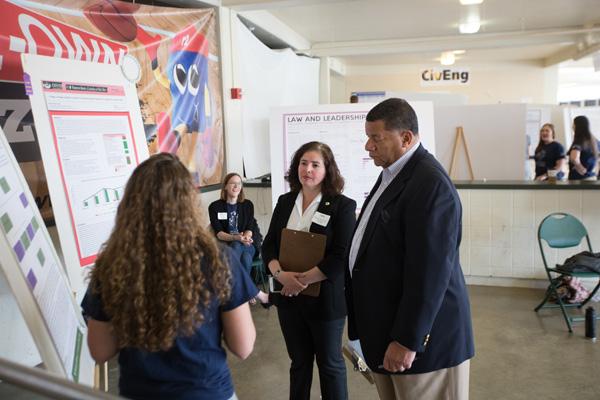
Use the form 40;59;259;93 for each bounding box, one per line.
534;212;600;332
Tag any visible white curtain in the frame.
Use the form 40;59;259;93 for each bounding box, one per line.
235;17;319;178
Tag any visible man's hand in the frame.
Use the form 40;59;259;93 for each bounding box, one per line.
383;341;416;373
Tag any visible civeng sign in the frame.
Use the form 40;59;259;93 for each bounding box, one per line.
421;68;470;86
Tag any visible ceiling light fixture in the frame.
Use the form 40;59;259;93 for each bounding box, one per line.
459;0;483;5
440;51;456;66
459;16;480;34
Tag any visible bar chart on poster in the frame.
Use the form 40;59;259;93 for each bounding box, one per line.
0;126;94;384
22;54;149;292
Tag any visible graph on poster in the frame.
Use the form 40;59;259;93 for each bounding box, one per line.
82;186;123;209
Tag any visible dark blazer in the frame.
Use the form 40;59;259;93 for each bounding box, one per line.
208;199;262;254
262;191;356;321
346;144;474;374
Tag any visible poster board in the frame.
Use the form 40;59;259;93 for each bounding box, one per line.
269;102;436;210
0;126;94;384
22;53;149;293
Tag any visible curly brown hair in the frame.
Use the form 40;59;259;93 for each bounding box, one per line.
286;141;344;197
89;153;231;352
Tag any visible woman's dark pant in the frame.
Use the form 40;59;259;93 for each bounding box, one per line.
229;241;255;275
277;305;348;400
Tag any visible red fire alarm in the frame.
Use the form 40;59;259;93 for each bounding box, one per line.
231;88;242;99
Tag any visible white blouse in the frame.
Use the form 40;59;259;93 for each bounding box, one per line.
286;191;322;232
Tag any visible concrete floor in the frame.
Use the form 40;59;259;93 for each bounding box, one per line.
227;285;600;400
2;285;599;399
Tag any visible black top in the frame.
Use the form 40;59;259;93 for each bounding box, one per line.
208;199;262;254
534;141;565;178
568;144;597;180
261;191;356;321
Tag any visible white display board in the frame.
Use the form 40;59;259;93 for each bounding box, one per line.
0;126;94;384
269;102;436;210
22;54;149;293
562;106;600;148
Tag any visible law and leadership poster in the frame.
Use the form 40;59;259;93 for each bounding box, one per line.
0;0;225;223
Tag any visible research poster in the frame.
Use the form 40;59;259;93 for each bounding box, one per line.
43;82;139;266
0;126;93;384
270;102;436;210
23;54;149;292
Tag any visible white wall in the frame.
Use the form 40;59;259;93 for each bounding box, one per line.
345;62;559;105
220;9;320;180
435;104;527;180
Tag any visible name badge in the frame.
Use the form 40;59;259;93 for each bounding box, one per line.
218;212;227;220
312;211;331;227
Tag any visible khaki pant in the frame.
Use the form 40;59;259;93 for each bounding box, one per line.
371;360;470;400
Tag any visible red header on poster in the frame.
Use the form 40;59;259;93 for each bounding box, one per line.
0;0;128;82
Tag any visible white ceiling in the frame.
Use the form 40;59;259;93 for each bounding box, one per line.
221;0;600;66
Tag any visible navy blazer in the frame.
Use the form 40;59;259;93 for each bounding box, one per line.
346;144;474;374
208;199;262;254
262;191;356;321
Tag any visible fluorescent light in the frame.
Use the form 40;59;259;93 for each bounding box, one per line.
459;16;480;34
460;0;483;4
440;52;456;65
453;50;466;55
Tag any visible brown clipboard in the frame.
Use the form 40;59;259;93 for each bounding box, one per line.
279;228;327;297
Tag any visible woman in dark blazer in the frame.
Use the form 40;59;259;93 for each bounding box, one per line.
262;141;356;400
209;173;262;274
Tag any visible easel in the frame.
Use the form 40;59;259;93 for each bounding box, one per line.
449;126;475;180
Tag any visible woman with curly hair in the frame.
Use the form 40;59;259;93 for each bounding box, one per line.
82;153;257;400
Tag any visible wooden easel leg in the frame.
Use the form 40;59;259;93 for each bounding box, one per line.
93;362;109;392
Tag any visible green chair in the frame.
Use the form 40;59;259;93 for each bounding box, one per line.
251;255;268;292
534;212;600;332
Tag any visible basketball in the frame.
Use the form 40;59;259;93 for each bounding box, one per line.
84;0;140;42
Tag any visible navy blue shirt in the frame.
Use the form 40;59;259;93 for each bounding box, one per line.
568;144;597;180
534;141;565;179
226;203;239;234
82;247;258;400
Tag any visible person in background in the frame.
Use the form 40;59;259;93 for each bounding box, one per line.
262;141;356;400
209;173;262;275
350;94;359;103
568;115;598;180
534;123;565;181
82;153;257;400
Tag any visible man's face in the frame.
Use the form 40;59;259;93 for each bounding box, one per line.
364;119;407;168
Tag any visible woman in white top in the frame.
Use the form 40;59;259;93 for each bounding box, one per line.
261;141;356;400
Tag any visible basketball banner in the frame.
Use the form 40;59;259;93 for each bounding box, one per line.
0;0;224;222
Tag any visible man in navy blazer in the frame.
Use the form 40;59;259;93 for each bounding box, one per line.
346;98;474;399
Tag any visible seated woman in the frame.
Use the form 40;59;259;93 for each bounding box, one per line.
568;115;598;180
534;123;565;180
209;173;262;275
82;153;257;400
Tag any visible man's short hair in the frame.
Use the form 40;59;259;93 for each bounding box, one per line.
366;98;419;134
